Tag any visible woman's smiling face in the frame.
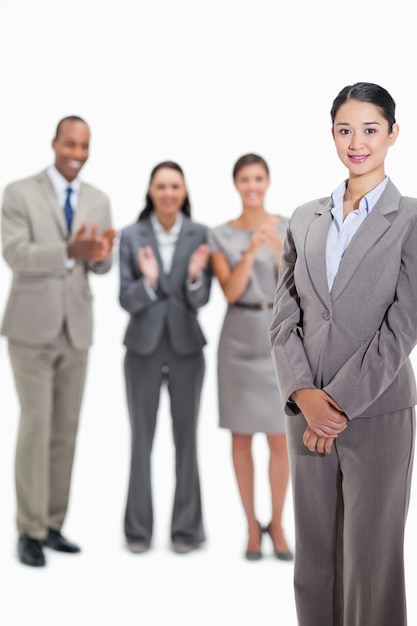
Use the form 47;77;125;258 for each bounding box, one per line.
332;98;399;180
148;167;187;219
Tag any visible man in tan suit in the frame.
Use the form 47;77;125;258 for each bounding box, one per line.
1;116;116;567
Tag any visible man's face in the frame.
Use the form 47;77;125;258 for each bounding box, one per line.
52;119;90;182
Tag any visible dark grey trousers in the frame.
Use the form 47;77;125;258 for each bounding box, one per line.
287;408;415;626
123;332;205;545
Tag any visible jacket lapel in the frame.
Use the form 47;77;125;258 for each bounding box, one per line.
169;216;195;275
37;170;68;239
71;182;86;238
304;199;333;309
330;180;401;302
72;183;98;239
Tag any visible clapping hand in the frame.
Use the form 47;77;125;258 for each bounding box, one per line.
260;222;283;257
188;244;210;282
138;246;159;287
68;222;115;263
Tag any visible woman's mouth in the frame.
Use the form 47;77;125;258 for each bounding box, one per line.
348;154;369;163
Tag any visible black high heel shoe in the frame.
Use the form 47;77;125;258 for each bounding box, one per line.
264;523;294;561
245;521;263;561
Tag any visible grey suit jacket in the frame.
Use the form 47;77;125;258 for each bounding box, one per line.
270;180;417;420
119;215;211;356
1;169;113;350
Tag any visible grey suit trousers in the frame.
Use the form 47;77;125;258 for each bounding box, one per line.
123;331;205;545
287;408;415;626
8;331;88;539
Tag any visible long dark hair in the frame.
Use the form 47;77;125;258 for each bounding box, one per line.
138;161;192;221
232;153;270;180
330;82;396;132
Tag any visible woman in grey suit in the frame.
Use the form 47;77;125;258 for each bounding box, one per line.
270;83;417;625
119;161;211;555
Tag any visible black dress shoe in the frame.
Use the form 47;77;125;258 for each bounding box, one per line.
44;529;81;553
18;535;46;567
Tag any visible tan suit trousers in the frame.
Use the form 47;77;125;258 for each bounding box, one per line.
8;330;88;539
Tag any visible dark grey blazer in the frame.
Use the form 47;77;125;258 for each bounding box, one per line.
270;179;417;419
119;215;211;356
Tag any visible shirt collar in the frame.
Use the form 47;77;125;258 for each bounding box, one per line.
331;177;389;218
150;211;183;237
47;164;81;195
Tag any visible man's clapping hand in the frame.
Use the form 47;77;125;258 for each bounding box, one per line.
68;223;117;263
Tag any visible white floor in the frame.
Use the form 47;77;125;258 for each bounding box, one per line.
0;269;416;626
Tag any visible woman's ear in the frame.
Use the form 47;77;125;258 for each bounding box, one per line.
388;123;400;146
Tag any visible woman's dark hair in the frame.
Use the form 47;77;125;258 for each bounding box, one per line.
138;161;191;221
330;82;396;132
232;153;270;180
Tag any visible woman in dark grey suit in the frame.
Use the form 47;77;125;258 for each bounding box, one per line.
270;83;417;625
119;161;211;555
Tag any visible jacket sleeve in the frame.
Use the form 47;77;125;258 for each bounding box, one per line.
324;218;417;418
270;221;315;415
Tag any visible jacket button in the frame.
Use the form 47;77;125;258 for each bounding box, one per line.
323;310;330;321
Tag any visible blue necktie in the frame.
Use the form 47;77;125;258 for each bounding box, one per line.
64;187;74;232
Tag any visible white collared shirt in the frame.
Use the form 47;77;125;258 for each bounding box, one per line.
326;177;389;292
150;211;183;274
47;164;81;214
144;211;201;299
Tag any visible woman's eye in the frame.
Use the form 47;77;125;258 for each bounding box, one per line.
365;128;377;134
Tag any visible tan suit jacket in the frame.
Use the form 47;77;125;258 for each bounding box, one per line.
1;169;112;349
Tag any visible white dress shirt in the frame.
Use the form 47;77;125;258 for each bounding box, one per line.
326;177;388;292
150;211;183;273
144;212;201;299
47;165;81;215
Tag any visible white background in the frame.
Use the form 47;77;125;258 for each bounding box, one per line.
1;1;417;625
